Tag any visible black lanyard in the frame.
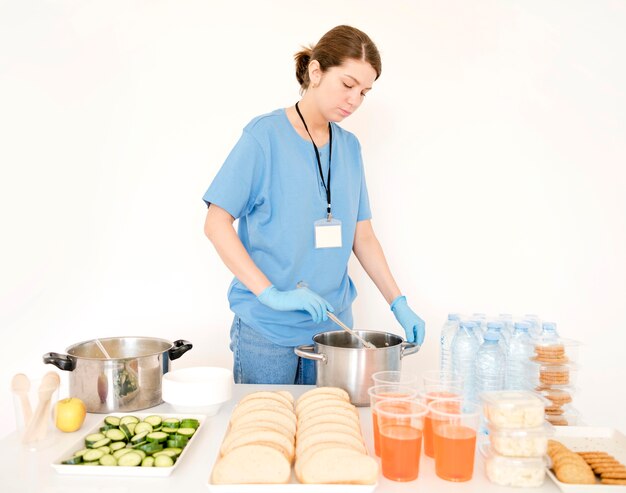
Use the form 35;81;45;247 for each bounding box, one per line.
295;102;333;220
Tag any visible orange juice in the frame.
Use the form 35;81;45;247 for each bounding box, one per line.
372;392;413;457
423;392;460;458
380;424;422;481
433;424;476;482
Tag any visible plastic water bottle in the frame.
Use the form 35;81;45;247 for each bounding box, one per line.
440;313;461;374
451;321;480;402
498;314;514;343
486;320;508;356
523;314;542;339
506;321;534;390
540;322;559;343
475;329;506;395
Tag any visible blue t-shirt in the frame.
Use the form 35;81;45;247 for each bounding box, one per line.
203;108;371;346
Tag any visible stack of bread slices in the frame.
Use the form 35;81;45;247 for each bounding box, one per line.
211;387;378;485
294;387;378;484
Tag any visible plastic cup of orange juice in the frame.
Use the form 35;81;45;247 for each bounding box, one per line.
375;398;428;482
418;384;463;458
368;385;419;457
429;400;480;482
371;370;418;388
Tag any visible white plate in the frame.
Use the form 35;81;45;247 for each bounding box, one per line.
547;426;626;492
52;412;205;477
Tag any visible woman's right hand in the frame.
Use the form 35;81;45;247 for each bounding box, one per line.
257;285;334;323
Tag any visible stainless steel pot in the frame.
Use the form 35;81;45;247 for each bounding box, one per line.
43;336;192;413
294;330;420;406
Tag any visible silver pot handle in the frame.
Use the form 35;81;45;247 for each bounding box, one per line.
294;344;327;364
400;341;421;358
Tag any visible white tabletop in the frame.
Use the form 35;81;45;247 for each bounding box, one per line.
0;384;562;493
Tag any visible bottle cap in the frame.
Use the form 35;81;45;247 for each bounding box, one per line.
487;321;504;330
514;321;531;331
461;321;477;330
484;329;500;342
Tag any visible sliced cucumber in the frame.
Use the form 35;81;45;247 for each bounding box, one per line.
119;416;139;426
146;432;168;443
127;423;137;435
180;419;199;429
133;422;153;435
104;416;120;427
130;431;148;444
162;418;180;429
154;455;174;467
82;449;105;462
163;447;182;457
85;433;106;447
73;448;89;458
137;442;163;455
109;441;126;452
167;437;188;448
112;448;134;460
141;456;155;467
176;428;195;438
143;415;162;427
154;450;177;458
97;446;111;455
117;451;142;467
99;454;117;466
91;437;112;449
105;429;126;442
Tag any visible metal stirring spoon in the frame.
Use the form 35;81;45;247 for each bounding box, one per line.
95;338;111;359
327;312;377;349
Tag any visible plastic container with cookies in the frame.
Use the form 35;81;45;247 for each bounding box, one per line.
481;391;546;429
533;362;579;388
533;338;582;365
487;422;554;457
545;406;581;426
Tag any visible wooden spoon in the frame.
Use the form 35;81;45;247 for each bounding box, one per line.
22;371;60;444
11;373;33;426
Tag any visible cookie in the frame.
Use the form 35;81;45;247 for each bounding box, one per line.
602;478;626;485
602;471;626;479
595;466;626;474
546;389;573;406
546;405;565;415
546;415;568;426
535;344;566;358
555;462;596;484
578;451;613;458
540;370;570;385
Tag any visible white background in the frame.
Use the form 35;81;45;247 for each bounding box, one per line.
1;0;625;436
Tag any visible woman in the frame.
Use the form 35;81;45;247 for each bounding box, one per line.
203;25;424;385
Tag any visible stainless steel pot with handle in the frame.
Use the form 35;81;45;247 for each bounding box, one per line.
295;329;420;406
43;336;192;413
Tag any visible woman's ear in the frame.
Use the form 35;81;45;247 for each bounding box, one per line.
308;60;322;88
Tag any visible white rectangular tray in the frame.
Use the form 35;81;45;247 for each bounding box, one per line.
52;412;205;477
547;426;626;492
206;422;377;492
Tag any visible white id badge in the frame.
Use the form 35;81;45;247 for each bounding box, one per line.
314;218;342;249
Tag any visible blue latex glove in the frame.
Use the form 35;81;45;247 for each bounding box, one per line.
391;295;425;344
257;285;334;323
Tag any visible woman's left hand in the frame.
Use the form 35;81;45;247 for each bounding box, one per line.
390;296;425;345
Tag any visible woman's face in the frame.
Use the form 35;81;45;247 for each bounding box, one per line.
312;58;378;123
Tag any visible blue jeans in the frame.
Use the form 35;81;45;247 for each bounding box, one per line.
229;316;317;385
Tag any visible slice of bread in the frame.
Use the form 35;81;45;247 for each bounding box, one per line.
295;430;366;457
212;444;291;484
231;409;297;435
296;421;363;444
297;413;361;436
221;425;294;456
297;405;359;426
296;387;350;406
238;391;293;410
230;419;294;440
298;397;357;417
230;398;294;422
296;394;348;415
294;442;355;482
299;447;378;484
221;429;295;462
276;390;295;405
